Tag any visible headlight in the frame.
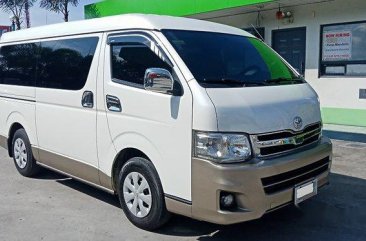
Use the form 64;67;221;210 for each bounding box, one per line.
194;131;252;163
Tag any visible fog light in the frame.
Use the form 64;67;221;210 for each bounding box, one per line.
220;192;236;210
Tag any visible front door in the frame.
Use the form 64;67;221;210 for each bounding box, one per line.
272;27;306;75
103;32;193;201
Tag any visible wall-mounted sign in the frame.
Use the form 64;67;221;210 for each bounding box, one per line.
0;26;11;38
322;31;352;61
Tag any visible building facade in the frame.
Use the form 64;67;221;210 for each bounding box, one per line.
85;0;366;127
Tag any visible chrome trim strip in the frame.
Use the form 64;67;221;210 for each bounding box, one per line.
252;122;321;136
255;141;320;159
0;95;36;103
165;194;192;205
251;123;322;158
256;130;321;148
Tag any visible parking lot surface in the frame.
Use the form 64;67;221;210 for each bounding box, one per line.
0;138;365;241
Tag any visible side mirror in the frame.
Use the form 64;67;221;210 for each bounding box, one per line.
144;68;174;94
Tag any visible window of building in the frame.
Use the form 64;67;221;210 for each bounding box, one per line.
320;21;366;77
0;43;38;87
37;37;98;90
111;42;172;87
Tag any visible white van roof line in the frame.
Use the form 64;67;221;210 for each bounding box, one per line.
0;14;252;43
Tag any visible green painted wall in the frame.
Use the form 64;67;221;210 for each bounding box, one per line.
85;0;273;19
322;107;366;127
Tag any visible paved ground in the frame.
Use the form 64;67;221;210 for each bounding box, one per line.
1;138;366;241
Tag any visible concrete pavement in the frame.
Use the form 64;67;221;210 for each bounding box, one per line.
0;138;365;241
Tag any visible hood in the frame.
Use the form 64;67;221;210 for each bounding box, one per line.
206;83;321;134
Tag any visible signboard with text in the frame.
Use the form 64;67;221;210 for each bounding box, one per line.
322;31;352;61
0;26;11;38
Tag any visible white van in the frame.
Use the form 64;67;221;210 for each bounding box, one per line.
0;14;332;230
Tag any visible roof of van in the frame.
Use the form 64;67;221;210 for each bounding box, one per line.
0;14;252;43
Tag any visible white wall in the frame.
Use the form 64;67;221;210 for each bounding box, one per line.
203;0;366;110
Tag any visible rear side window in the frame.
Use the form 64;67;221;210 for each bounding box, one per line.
38;37;99;90
0;43;38;87
0;37;98;90
111;43;172;87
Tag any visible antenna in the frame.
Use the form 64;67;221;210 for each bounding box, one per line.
250;24;264;41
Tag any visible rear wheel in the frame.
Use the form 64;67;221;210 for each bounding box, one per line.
12;129;39;177
117;157;170;230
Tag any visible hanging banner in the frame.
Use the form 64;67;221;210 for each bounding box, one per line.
322;31;352;61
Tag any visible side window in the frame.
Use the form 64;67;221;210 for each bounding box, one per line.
38;37;99;90
110;36;172;87
0;43;38;87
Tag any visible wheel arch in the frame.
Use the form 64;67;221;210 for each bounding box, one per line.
111;148;150;190
108;131;166;190
6;111;36;157
7;122;25;157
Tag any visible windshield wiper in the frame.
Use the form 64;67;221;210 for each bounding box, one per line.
202;78;267;87
201;77;303;87
203;78;244;85
265;77;304;84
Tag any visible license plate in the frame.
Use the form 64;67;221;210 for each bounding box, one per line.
294;179;318;205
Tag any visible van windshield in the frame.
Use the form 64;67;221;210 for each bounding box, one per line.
162;30;305;88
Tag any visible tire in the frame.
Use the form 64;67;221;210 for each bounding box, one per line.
12;129;39;177
117;157;170;230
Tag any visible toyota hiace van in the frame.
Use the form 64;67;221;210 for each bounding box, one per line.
0;14;332;230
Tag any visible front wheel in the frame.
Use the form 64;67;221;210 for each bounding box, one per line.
117;157;170;230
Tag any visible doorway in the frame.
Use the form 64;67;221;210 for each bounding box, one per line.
272;27;306;76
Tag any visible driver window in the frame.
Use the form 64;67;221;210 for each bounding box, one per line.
110;36;172;87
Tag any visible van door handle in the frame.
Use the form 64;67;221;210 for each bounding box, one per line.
82;91;94;108
106;95;122;112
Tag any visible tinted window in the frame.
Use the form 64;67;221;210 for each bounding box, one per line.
163;30;302;88
37;37;98;90
111;43;172;86
0;43;38;86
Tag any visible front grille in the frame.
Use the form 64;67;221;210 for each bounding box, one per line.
251;123;321;158
261;157;330;195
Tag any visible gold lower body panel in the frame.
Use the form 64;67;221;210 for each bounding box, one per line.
0;135;8;150
190;137;332;225
33;147;114;193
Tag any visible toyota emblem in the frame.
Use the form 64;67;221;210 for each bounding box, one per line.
293;116;303;130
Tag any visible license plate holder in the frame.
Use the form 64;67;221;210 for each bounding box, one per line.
294;179;318;205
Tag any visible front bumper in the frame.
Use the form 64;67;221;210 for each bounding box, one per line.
191;137;332;225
